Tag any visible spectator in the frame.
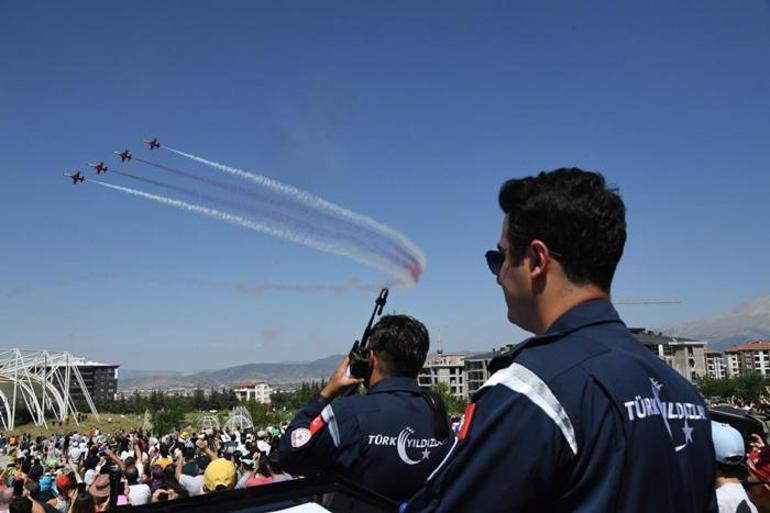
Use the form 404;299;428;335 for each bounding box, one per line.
8;497;31;513
244;455;272;488
67;489;95;513
0;488;14;513
746;447;770;513
712;422;757;512
196;441;236;493
267;451;291;483
123;466;150;506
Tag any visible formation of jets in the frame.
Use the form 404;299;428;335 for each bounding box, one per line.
64;138;160;184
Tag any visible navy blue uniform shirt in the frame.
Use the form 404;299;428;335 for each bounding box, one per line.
279;377;453;502
406;300;718;513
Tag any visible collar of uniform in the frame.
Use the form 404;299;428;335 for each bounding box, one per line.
542;298;622;337
366;377;421;395
487;299;623;375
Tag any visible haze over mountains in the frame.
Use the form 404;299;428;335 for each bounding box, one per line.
119;355;343;391
118;295;770;390
664;295;770;352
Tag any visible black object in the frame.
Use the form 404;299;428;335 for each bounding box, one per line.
108;467;123;510
117;474;398;512
347;288;389;380
12;478;24;497
421;389;451;442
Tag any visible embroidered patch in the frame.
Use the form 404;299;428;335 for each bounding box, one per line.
291;428;312;448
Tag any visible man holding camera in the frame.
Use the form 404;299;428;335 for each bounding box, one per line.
405;169;717;512
279;315;452;502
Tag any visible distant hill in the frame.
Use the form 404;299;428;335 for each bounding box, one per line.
119;355;343;391
664;295;770;352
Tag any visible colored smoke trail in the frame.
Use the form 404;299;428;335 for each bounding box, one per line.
90;179;414;285
163;146;426;279
134;156;420;273
111;169;413;274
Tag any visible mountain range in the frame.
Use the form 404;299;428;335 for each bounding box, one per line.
118;295;770;390
119;355;343;391
664;295;770;352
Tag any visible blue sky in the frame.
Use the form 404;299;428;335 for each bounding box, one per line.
1;1;769;370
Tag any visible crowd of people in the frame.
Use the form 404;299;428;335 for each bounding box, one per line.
0;426;294;512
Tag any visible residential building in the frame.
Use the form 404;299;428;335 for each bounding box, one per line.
234;380;272;404
629;328;707;382
58;360;119;405
704;349;727;379
723;341;770;376
418;353;467;400
724;349;741;377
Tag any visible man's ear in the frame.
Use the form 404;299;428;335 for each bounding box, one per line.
529;241;550;276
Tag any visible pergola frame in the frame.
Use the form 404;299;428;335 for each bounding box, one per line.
0;349;100;431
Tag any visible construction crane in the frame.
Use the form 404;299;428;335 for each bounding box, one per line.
612;299;681;305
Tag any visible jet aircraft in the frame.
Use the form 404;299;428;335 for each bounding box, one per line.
88;162;108;174
115;150;132;162
144;138;160;150
64;172;85;184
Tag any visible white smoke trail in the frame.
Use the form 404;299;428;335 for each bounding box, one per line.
91;180;414;285
163;146;427;272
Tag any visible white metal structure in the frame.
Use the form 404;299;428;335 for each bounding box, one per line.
224;406;253;432
0;349;100;431
198;414;220;432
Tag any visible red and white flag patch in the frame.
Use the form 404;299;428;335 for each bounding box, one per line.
290;428;312;448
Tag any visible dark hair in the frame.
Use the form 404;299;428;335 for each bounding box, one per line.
125;465;139;484
498;168;626;292
368;315;430;378
8;497;32;513
267;450;283;475
716;462;746;480
22;481;39;500
70;492;95;513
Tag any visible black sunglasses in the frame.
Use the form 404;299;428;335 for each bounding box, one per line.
484;248;563;276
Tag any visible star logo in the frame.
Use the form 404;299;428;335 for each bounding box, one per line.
421;448;431;460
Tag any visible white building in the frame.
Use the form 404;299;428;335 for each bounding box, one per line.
418;353;467;400
234;380;272;404
724;341;770;376
725;350;741;377
704;349;727;379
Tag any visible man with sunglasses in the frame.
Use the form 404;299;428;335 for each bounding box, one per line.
405;168;717;513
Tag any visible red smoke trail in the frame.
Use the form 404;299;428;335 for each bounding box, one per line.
133;156;421;275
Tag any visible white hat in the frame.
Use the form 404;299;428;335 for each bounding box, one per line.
711;421;745;465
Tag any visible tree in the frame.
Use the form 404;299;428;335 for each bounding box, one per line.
431;382;468;416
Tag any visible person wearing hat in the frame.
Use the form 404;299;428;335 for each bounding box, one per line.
88;471;111;509
746;445;770;513
195;440;236;493
712;421;757;513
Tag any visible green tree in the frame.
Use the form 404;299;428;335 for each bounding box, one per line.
431;382;468;416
